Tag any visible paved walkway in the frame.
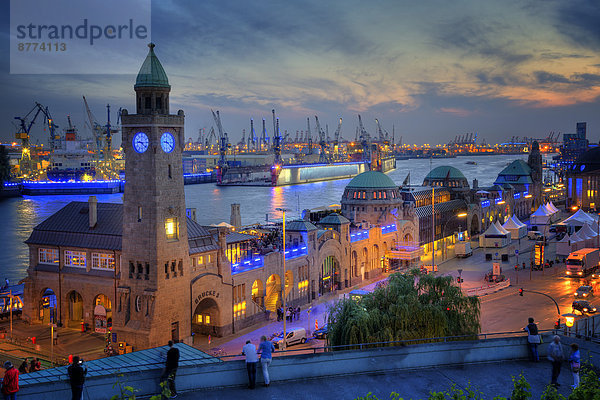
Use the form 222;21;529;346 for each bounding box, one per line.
175;360;578;400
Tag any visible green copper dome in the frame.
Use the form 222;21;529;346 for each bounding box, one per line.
346;171;396;189
424;166;466;181
135;43;170;89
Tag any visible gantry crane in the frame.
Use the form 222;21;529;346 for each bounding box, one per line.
315;115;329;164
211;109;229;172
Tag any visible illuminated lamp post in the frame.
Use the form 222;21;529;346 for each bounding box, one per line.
442;212;468;261
276;207;289;351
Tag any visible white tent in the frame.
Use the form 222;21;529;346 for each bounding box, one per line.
479;222;511;248
503;215;527;239
530;204;554;225
556;233;571;256
494;221;512;241
570;230;584;251
547;202;560;213
580;223;598;247
559;209;598;228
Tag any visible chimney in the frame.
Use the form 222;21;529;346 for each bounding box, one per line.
230;203;241;228
89;196;98;229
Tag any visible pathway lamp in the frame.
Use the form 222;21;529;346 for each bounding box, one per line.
562;313;576;328
276;207;289;351
441;212;467;261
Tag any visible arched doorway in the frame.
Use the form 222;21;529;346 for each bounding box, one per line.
68;291;83;327
93;294;112;333
361;248;368;279
192;298;219;336
321;256;340;294
251;279;264;307
372;245;380;271
470;215;480;237
284;270;293;302
40;288;57;325
265;274;281;312
351;251;358;277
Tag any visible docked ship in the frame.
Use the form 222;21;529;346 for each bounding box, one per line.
46;120;96;181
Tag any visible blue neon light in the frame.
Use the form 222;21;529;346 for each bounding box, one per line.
523;191;528;197
350;229;370;242
231;256;264;275
494;197;502;205
481;200;490;208
514;192;520;199
381;224;397;235
285;245;308;260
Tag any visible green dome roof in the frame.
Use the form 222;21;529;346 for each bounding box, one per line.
424;166;466;181
135;43;170;89
498;160;531;176
346;171;396;189
319;213;350;225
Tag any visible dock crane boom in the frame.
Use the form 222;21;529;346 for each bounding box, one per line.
211;109;229;171
315;115;329;163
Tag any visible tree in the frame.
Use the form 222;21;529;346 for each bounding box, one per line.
328;270;480;347
0;146;10;188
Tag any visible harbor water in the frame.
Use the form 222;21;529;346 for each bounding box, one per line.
0;154;540;284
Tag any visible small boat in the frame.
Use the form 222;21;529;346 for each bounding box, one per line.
466;161;477;165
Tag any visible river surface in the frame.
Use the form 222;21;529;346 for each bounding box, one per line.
0;153;548;283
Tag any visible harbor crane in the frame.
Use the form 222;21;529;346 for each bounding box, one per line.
306;118;313;154
357;115;371;162
83;96;120;162
261;119;268;151
315;115;329;164
332;118;342;161
272;110;282;164
211;109;229;171
14;102;59;176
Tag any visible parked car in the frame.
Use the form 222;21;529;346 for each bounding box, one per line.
313;324;329;339
528;231;543;240
274;327;307;348
572;300;597;315
574;285;594;298
549;227;557;233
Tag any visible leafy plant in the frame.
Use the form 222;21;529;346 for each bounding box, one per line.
510;373;532;400
568;364;600;400
110;373;137;400
540;384;565;400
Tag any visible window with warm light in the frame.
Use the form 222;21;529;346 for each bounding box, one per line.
233;301;246;320
39;248;59;265
65;250;86;267
92;253;115;270
165;217;179;241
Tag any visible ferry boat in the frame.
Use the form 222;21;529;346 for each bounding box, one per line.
47;123;96;181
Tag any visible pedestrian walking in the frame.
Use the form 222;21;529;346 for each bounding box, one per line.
285;308;291;322
523;317;540;362
67;356;87;400
548;335;565;386
161;340;179;398
258;335;275;387
277;307;282;321
569;343;580;389
242;340;258;389
296;307;301;321
1;361;19;400
18;360;28;375
29;358;41;372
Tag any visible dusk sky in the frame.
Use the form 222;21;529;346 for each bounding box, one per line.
1;0;600;147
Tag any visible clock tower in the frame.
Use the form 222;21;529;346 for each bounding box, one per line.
114;43;191;348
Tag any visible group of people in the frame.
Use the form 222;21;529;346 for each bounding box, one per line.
524;317;581;389
242;336;276;389
276;306;301;322
17;358;41;374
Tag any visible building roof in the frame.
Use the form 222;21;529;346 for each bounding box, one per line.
286;220;318;232
346;171;397;190
572;147;600;174
135;43;171;89
319;213;350;225
25;201;217;254
494;160;533;186
424;166;466;181
414;199;467;218
226;232;257;244
20;343;218;387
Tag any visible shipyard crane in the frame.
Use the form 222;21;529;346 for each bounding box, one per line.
261;119;268;151
211;109;229;170
357;115;371;162
333;118;342;144
14;102;59;176
83;96;119;162
272;110;282;164
314;115;329;163
250;119;257;151
83;96;104;160
205;127;217;150
306;118;313;155
238;129;246;149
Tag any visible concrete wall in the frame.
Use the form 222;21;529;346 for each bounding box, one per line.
18;333;599;399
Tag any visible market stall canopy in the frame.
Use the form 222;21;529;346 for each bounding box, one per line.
557;209;598;227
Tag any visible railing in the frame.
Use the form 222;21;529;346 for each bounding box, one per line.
231;256;264;275
215;329;559;361
381;224;397;235
284;245;308;260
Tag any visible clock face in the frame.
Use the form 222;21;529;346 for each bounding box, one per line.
161;132;175;153
133;132;149;153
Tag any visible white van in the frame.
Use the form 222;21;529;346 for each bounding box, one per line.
274;327;307;348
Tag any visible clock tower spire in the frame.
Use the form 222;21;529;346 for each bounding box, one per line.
115;43;190;348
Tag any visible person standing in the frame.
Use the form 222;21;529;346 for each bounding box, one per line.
523;317;540;362
258;335;275;387
569;343;580;389
1;361;19;400
161;340;179;398
548;335;565;387
67;356;87;400
29;358;41;372
242;340;258;389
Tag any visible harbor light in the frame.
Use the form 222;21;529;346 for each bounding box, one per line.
457;213;467;217
562;313;577;328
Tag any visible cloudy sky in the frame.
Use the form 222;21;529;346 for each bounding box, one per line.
1;0;600;147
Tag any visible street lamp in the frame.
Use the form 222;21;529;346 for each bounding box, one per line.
442;212;468;260
276;207;289;351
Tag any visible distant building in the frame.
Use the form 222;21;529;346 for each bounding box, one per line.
560;122;589;168
567;146;600;211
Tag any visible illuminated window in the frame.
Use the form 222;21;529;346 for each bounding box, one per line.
65;250;86;268
39;248;59;265
195;314;202;324
205;315;211;324
92;253;115;270
165;217;179;241
233;301;246;320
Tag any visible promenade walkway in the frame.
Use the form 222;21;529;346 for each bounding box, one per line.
175;359;577;400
